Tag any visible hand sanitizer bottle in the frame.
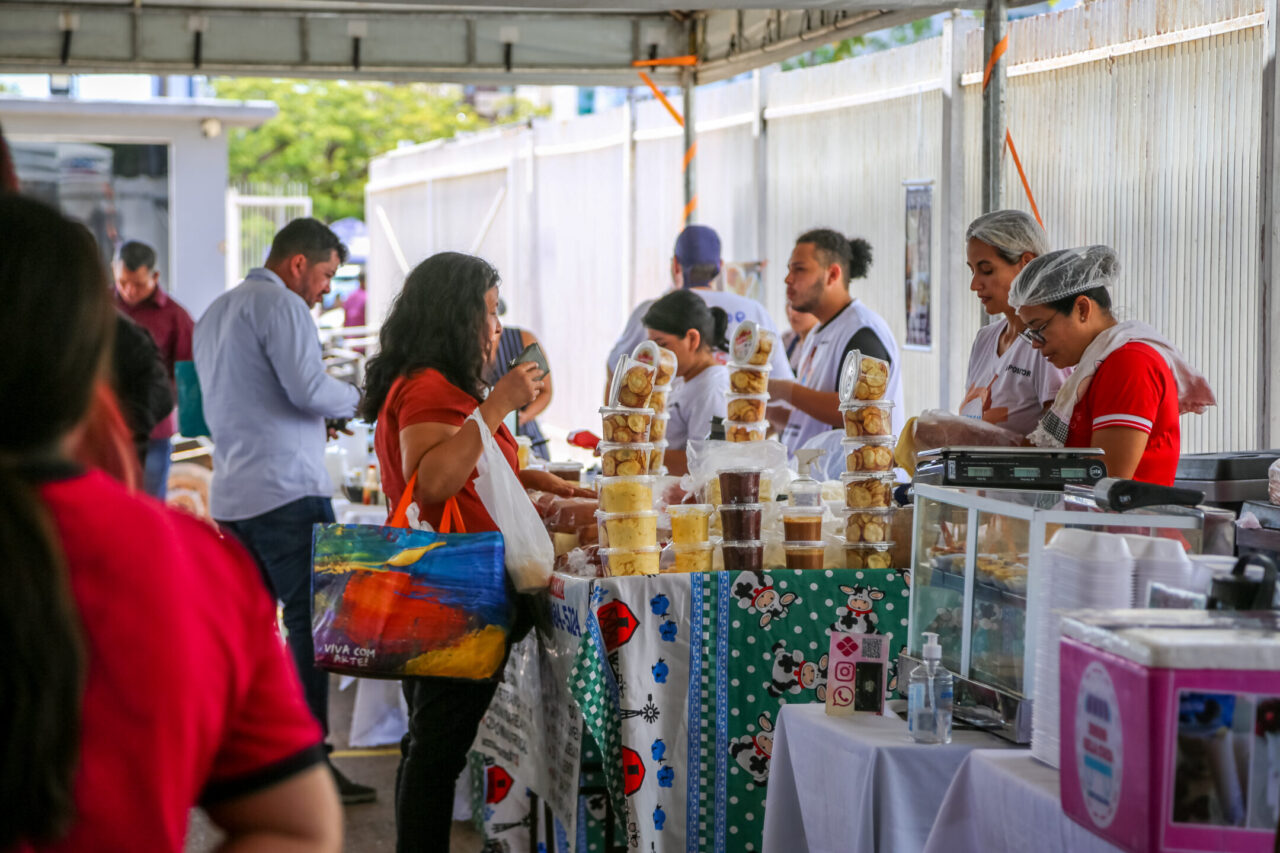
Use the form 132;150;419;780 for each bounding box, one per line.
907;632;953;744
789;449;826;507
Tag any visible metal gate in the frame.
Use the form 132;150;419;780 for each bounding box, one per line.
224;183;312;290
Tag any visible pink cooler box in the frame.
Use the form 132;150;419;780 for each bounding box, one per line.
1058;610;1280;852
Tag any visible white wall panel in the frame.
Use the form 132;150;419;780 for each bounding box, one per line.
369;0;1271;452
765;38;945;422
963;0;1265;453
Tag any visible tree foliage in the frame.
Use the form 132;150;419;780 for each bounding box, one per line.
211;78;547;222
781;17;941;70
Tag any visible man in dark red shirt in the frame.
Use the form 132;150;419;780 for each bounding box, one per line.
114;240;194;498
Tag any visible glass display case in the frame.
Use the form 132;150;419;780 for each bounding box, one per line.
903;484;1205;742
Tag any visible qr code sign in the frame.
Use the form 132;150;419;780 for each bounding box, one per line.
861;637;884;660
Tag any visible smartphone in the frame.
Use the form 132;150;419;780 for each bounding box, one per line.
510;341;550;379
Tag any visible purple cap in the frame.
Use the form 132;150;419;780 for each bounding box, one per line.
673;225;722;285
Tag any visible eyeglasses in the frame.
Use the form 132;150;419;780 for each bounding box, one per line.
1020;313;1059;346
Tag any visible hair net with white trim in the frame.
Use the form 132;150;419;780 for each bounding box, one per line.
1008;245;1119;310
965;210;1049;264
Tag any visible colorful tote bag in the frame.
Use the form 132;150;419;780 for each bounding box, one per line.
311;472;512;680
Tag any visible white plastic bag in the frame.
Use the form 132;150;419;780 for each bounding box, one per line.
1270;458;1280;505
468;410;555;592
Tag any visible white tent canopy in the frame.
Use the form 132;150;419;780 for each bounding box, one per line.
0;0;1021;85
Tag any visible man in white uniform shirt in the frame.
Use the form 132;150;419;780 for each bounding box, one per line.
605;224;794;397
770;229;905;457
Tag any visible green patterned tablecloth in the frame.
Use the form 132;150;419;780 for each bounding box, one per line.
476;567;910;853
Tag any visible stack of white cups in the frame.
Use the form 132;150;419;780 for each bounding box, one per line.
1123;533;1193;608
1030;528;1135;768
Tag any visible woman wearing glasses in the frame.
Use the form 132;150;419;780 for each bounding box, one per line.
1010;245;1215;485
959;210;1072;437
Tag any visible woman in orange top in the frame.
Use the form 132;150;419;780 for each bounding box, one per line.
360;251;587;849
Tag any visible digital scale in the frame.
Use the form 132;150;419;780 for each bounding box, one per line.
914;446;1107;490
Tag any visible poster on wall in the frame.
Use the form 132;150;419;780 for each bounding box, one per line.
904;182;932;349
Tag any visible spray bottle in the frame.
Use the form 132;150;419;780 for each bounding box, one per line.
907;632;953;744
789;449;826;507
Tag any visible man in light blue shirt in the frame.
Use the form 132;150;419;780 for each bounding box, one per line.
194;218;372;804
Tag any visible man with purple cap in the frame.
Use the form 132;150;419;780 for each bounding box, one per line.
607;224;794;391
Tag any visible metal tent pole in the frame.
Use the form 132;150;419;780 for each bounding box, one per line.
981;0;1007;213
682;66;697;224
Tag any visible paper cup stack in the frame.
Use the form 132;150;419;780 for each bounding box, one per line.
598;351;662;576
1030;529;1135;768
724;321;774;443
633;341;675;473
837;350;899;569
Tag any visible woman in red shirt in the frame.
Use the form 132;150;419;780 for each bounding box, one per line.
1011;245;1215;485
0;195;341;850
360;251;586;850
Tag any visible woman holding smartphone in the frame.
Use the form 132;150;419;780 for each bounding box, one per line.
360;252;586;850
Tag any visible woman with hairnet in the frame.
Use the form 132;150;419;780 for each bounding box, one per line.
1010;245;1216;485
959;210;1072;436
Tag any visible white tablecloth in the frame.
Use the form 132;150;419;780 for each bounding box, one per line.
923;750;1124;853
762;704;1015;853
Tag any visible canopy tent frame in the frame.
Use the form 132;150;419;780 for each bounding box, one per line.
0;0;1018;266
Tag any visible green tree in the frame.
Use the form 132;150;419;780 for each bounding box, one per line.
211;79;547;222
781;16;942;70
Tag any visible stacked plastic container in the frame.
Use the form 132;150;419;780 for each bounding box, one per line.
667;503;715;573
633;341;676;474
724;321;774;443
837;350;898;569
597;350;661;576
717;467;765;572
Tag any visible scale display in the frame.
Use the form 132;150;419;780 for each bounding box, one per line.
916;447;1107;490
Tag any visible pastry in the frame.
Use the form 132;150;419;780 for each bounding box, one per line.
845;442;895;472
726;395;767;423
601;445;651;477
844;475;893;508
729;367;769;395
600;409;652;443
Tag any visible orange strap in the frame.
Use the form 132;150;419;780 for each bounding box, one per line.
981;34;1009;91
388;471;466;533
978;31;1044;230
638;71;684;128
681;195;699;224
632;55;697;68
1004;130;1044;229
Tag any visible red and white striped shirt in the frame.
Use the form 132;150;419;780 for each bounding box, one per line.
1066;341;1180;485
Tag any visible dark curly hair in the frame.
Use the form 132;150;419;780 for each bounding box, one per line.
360;252;499;420
643;290;729;352
796;228;873;284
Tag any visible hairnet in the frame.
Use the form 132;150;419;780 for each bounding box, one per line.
965;210;1049;263
1008;245;1119;310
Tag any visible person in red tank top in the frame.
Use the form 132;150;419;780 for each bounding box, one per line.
359;251;589;850
1011;246;1211;486
0;195;341;851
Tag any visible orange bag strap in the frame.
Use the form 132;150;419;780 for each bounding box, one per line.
388;471;466;533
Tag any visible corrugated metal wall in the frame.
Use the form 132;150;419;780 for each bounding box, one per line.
962;0;1266;453
765;37;945;421
367;0;1269;452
